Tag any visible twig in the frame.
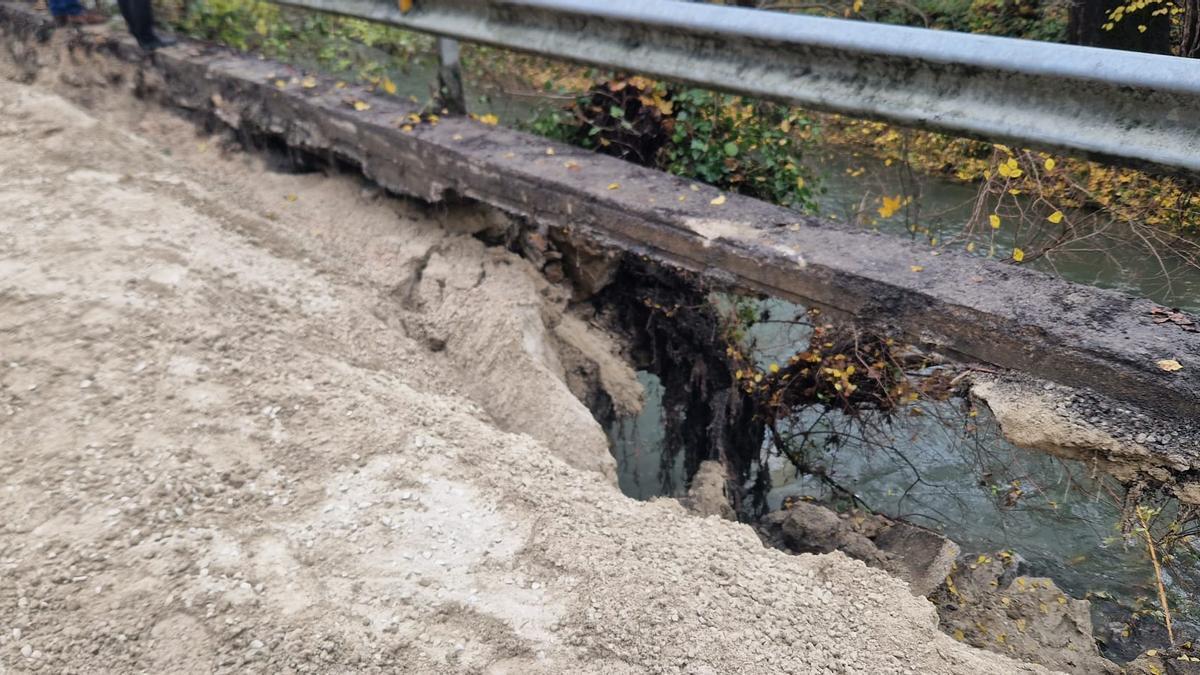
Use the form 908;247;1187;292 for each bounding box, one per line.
1137;507;1175;646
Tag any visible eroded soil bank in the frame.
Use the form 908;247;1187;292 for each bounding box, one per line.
0;50;1057;674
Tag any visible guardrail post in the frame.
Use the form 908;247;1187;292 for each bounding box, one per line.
436;37;465;115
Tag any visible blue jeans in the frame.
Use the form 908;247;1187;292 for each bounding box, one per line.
49;0;84;17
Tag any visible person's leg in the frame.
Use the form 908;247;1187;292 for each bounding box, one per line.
47;0;83;17
116;0;153;45
49;0;106;24
117;0;175;49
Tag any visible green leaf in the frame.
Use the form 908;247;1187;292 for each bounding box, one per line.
723;141;739;157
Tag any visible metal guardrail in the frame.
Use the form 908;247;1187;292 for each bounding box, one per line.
270;0;1200;176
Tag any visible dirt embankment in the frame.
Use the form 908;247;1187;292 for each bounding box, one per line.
0;39;1048;673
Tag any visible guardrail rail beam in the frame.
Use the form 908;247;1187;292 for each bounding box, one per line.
272;0;1200;176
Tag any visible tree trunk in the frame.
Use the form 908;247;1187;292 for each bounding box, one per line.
1067;0;1172;54
1182;0;1200;58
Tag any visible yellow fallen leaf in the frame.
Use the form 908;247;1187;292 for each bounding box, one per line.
382;77;397;95
274;79;287;89
1048;211;1064;224
967;242;977;253
1158;359;1183;372
643;95;672;116
953;629;965;641
1013;247;1025;262
878;194;902;218
478;113;499;126
451;133;464;141
285;194;298;202
607;182;620;190
769;363;780;373
399;0;412;12
301;76;317;89
910;265;924;273
1044;158;1056;171
546;147;556;156
401;124;413;133
710;195;727;206
997;157;1023;179
335;81;347;89
989;214;1001;229
353;100;370;112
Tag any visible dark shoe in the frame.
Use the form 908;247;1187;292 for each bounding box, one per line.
66;10;106;25
139;34;177;51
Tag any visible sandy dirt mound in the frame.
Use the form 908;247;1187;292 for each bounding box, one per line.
0;71;1047;673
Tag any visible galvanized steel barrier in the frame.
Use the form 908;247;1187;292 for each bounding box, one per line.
271;0;1200;176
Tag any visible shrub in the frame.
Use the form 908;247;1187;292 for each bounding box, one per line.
528;77;819;211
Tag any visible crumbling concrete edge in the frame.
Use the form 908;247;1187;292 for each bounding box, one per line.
2;3;1196;433
971;376;1200;504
